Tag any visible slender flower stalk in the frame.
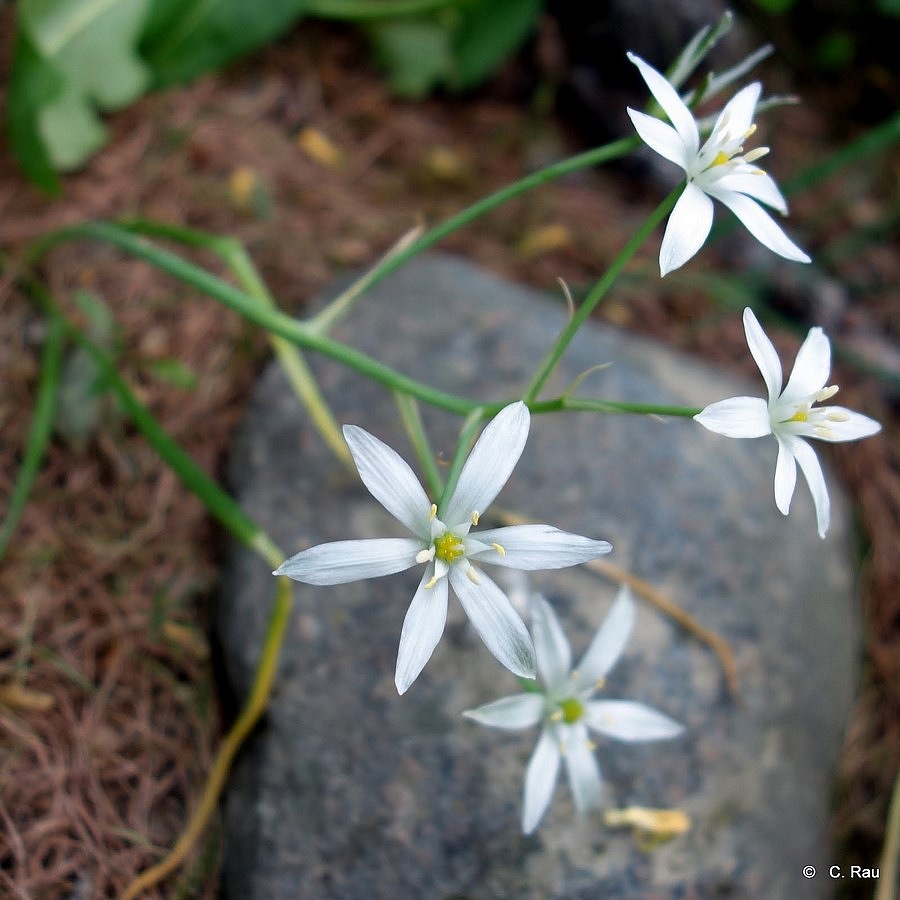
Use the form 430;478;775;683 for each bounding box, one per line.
626;52;811;276
694;308;881;537
464;588;683;833
275;402;612;693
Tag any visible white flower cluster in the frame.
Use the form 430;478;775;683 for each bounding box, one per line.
273;34;882;836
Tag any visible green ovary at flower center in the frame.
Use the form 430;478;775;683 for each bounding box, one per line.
558;697;585;724
786;408;809;423
433;531;466;563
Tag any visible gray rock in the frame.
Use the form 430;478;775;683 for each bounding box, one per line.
217;254;859;899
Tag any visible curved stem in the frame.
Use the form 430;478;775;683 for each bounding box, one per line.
524;184;683;402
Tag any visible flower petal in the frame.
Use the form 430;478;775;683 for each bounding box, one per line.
529;594;572;688
522;727;560;834
575;586;635;689
694;396;771;438
449;566;535;679
714;169;787;214
441;402;530;529
343;424;432;537
790;436;830;539
626;108;689;170
706;188;811;264
781;326;830;405
659;183;714;276
469;525;611;570
585;700;684;742
742;307;783;401
773;435;798;515
395;568;449;694
627;52;699;155
274;538;421;584
712;81;761;141
562;722;603;814
810;408;882;443
463;693;544;730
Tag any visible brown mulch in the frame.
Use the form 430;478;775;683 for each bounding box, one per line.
1;14;897;898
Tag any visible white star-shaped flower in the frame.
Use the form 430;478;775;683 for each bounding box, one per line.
463;588;683;833
626;51;811;276
275;402;612;693
694;307;881;538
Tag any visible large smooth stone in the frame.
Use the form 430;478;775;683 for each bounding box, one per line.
217;253;858;898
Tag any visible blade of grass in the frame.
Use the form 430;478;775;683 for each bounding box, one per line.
0;313;64;561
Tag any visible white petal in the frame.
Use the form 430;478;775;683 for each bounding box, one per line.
585;700;684;742
811;408;882;443
713;81;761;140
742;307;783;401
773;435;798;515
395;568;449;694
575;586;635;689
714;169;787;213
626;108;689;170
469;525;611;570
694;396;772;438
791;437;830;539
441;402;530;529
781;327;830;405
529;594;572;688
463;693;544;730
563;722;603;814
274;538;421;585
659;183;714;276
343;424;432;537
522;728;560;834
449;566;536;679
627;52;699;155
707;188;811;264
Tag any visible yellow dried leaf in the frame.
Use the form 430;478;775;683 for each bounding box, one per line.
297;127;345;169
605;805;691;837
0;682;56;712
517;223;572;258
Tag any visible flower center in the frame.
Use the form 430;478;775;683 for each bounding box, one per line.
558;697;584;724
433;531;466;564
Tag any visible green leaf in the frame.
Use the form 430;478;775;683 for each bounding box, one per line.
364;19;455;97
140;0;313;87
18;0;153;172
7;26;63;193
450;0;541;91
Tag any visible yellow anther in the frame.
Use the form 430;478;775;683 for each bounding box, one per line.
465;566;481;585
425;574;439;589
586;739;597;751
595;676;606;690
744;147;769;163
415;547;434;565
491;543;506;557
429;503;438;521
744;123;757;139
550;710;563;722
827;411;849;422
471;510;480;526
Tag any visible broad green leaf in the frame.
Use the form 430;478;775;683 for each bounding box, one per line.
451;0;541;91
19;0;153;171
365;19;454;97
140;0;313;87
7;26;63;193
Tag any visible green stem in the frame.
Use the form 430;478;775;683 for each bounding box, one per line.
524;184;682;402
0;313;65;561
437;407;486;512
394;393;444;500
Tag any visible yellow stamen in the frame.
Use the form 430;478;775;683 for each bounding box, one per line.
465;566;481;585
744;123;757;139
491;542;506;556
425;574;439;589
471;510;480;526
429;503;438;521
816;385;839;402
